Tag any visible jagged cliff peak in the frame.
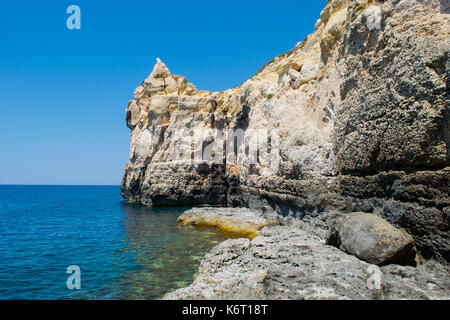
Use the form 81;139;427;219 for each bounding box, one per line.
149;57;171;78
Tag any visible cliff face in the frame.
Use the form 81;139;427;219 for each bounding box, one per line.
122;0;449;262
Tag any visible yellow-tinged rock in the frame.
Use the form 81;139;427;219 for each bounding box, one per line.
177;207;279;240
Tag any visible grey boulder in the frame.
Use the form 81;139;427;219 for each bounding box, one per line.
328;212;416;266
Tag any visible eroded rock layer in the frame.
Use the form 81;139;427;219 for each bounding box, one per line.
122;0;449;262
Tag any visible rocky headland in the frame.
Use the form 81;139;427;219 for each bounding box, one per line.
121;0;449;299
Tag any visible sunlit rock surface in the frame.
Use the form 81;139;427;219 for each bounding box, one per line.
163;224;450;300
177;207;279;240
122;0;449;262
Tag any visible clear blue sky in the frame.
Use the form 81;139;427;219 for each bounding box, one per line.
0;0;327;185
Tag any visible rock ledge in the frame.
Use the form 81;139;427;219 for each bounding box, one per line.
165;217;450;300
178;207;278;240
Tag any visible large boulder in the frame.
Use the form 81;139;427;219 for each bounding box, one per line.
328;212;416;266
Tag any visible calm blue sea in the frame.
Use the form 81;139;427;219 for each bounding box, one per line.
0;185;225;300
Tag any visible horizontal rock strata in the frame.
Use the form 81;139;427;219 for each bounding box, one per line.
122;0;450;262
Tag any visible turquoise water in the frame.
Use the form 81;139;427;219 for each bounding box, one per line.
0;185;226;300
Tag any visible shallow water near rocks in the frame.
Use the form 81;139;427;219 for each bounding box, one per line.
0;185;227;299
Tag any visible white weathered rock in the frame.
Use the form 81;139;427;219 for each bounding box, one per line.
122;0;450;263
293;62;319;89
363;5;383;31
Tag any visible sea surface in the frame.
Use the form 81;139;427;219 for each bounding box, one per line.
0;185;226;300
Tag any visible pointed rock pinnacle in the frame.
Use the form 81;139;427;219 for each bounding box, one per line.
150;57;171;78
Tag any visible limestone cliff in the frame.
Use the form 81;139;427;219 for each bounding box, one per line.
122;0;449;262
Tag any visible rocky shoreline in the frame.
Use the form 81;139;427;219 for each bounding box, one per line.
164;207;449;300
120;0;449;300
